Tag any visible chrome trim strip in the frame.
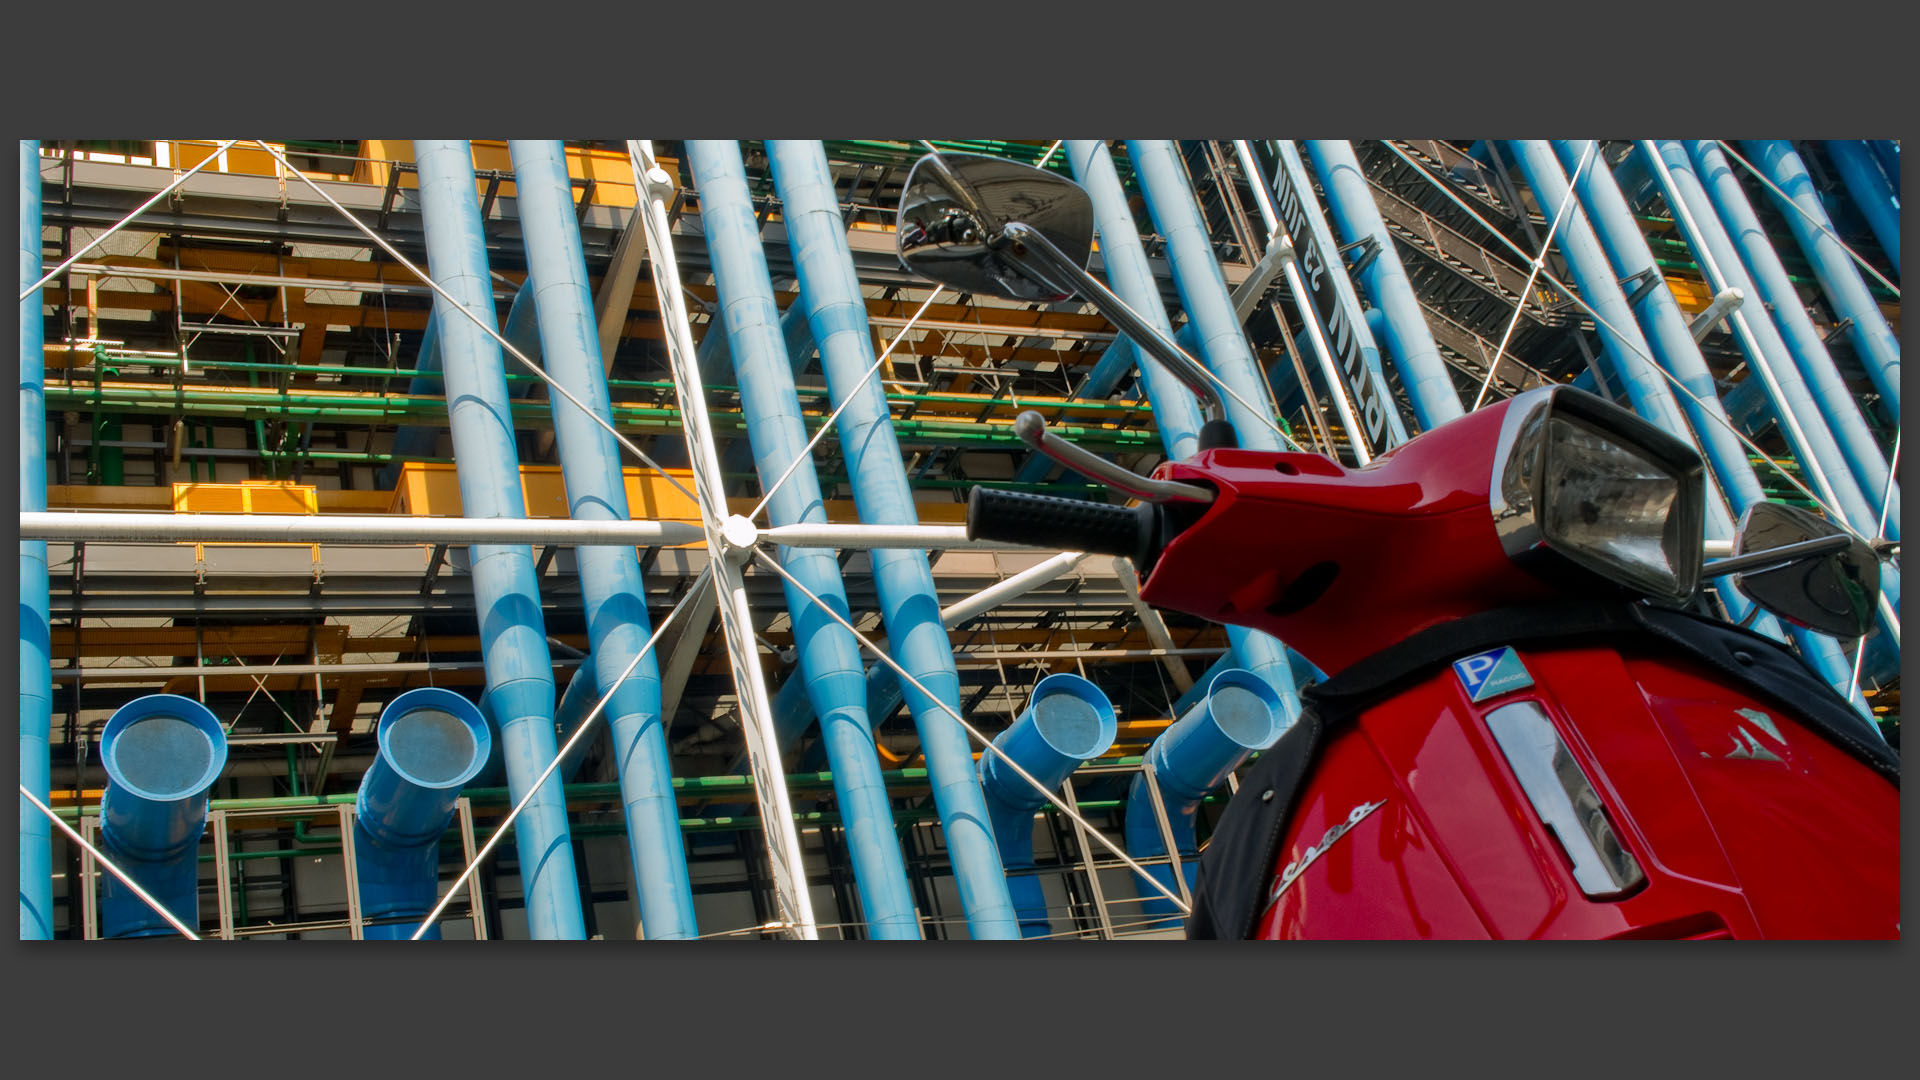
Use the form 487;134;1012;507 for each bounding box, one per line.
1483;700;1645;899
1486;385;1558;559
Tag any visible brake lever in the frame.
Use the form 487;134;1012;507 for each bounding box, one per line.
1013;410;1214;505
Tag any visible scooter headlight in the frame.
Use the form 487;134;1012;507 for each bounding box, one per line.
1490;387;1705;602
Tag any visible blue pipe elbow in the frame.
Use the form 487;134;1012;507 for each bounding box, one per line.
99;695;229;937
979;674;1117;938
1127;670;1284;928
355;688;491;939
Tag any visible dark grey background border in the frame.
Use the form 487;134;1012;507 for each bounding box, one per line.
4;1;1909;1075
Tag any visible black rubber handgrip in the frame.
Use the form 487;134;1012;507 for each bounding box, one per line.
966;487;1158;563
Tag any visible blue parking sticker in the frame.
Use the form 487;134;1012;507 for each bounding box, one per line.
1453;646;1534;703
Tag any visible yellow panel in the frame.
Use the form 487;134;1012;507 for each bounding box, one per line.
172;482;318;515
349;140;645;208
389;462;967;527
165;141;287;179
1664;275;1714;314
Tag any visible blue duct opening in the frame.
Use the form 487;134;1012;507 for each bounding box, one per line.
99;695;229;938
384;708;478;787
1127;669;1283;930
356;687;491;939
110;715;216;797
979;674;1117;938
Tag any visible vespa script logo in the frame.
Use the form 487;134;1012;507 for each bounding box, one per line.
1262;798;1388;914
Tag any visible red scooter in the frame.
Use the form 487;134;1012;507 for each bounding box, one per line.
899;151;1899;940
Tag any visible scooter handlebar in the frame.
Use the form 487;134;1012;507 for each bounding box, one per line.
966;487;1161;565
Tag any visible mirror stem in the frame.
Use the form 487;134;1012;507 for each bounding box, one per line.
998;222;1225;419
1705;532;1854;577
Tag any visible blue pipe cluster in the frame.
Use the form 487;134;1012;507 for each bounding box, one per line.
1738;141;1899;417
1644;142;1900;688
509;140;700;939
98;695;229;938
413;139;585;939
686;140;937;939
1128;670;1284;930
1686;141;1900;542
1304;140;1466;432
1123;139;1305;725
1127;140;1287;454
353;688;491;940
1270;140;1409;449
20;140;54;940
978;674;1117;938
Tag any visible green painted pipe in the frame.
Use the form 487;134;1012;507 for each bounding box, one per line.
61;361;1159;420
43;386;1160;453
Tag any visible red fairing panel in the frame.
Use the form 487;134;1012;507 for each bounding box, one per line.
1255;646;1897;940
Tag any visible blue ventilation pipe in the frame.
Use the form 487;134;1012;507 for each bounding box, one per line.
697;295;817;388
1646;142;1899;689
1066;141;1209;461
97;695;228;938
1127;140;1289;454
1123;139;1305;725
1545;141;1799;651
655;300;814;471
1825;140;1901;275
353;687;491;940
1869;141;1900;179
767;139;1051;939
413;139;584;939
1170;649;1327;720
20;140;54;940
1687;140;1900;541
1270;140;1410;447
686;140;938;939
509;140;699;939
1503;144;1698;442
1128;669;1285;930
1304;140;1465;432
978;674;1117;938
1737;141;1900;417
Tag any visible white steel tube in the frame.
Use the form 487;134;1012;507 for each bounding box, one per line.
19;512;1066;552
21;511;704;547
938;551;1091;628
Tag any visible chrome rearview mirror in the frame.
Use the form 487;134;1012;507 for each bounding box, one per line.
1726;501;1880;640
895;152;1095;302
896;151;1225;426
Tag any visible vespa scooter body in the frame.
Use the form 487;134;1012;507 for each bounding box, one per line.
1132;395;1898;940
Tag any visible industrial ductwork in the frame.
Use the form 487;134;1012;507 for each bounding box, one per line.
98;695;229;938
353;687;491;940
978;674;1117;938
